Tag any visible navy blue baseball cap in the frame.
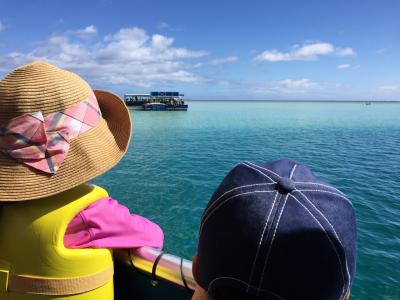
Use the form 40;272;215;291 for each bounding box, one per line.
197;159;357;300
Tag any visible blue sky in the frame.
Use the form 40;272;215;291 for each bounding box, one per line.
0;0;399;100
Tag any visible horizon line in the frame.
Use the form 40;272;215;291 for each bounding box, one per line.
185;99;400;103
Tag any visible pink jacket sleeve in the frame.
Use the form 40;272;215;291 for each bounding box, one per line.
64;197;164;249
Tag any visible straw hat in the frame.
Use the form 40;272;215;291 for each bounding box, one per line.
0;61;131;201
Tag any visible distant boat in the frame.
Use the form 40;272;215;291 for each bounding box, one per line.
143;102;188;111
365;101;372;106
124;91;188;111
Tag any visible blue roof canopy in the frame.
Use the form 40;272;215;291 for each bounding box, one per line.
150;92;179;96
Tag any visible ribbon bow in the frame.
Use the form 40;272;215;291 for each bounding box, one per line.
0;93;101;174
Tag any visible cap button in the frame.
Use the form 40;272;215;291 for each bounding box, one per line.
277;177;295;193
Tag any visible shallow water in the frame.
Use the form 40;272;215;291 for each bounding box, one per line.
93;101;400;299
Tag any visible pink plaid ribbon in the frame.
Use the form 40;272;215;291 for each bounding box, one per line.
0;93;102;174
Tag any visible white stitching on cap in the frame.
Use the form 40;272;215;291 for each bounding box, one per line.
289;164;297;179
295;189;351;204
293;190;345;242
293;189;351;295
243;161;281;178
294;182;345;195
241;162;278;183
288;194;346;299
257;194;289;295
208;277;286;300
199;190;277;238
247;191;279;291
201;182;276;225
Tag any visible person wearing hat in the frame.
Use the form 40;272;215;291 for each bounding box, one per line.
0;62;163;299
192;160;357;300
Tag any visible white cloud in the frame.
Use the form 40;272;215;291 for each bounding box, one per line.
192;55;238;68
255;50;290;62
98;28;206;63
337;64;350;69
377;84;400;93
210;56;238;65
151;34;174;50
0;26;208;88
293;43;334;59
376;48;388;54
257;78;320;94
375;84;400;100
54;18;64;26
83;25;96;33
335;47;356;57
0;20;6;32
254;42;356;62
157;22;169;29
69;25;97;39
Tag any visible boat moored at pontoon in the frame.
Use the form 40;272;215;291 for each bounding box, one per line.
124;91;188;111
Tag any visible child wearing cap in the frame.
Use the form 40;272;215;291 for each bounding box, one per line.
0;62;163;299
192;159;357;300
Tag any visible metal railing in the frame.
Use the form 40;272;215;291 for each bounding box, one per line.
115;246;196;291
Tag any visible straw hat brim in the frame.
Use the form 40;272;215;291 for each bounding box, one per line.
0;90;132;201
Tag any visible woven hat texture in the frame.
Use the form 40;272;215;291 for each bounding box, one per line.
0;61;131;201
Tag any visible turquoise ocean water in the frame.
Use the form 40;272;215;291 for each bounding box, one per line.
94;101;400;299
